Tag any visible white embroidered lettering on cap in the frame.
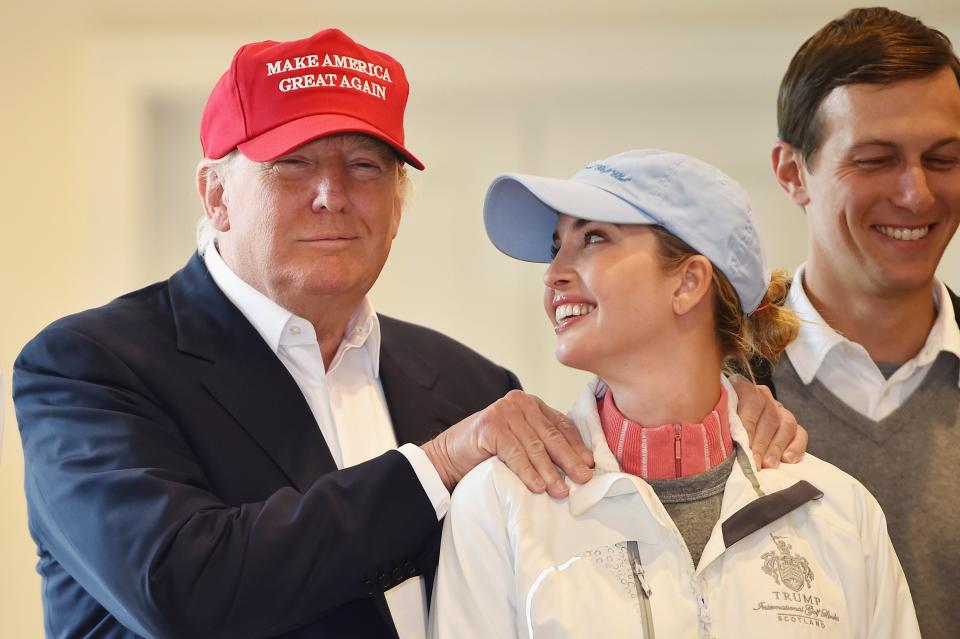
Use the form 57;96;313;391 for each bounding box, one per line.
266;52;392;100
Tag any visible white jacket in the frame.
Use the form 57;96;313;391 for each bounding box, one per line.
429;377;919;638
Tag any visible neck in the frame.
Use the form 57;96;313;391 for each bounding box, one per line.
802;265;936;364
287;298;358;370
598;331;724;425
215;241;361;369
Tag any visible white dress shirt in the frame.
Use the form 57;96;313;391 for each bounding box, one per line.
784;264;960;420
203;242;450;639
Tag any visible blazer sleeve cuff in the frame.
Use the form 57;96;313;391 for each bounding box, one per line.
398;443;450;520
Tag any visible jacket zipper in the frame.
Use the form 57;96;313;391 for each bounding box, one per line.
627;541;655;638
674;424;682;477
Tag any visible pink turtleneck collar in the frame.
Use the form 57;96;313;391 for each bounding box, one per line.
597;386;733;480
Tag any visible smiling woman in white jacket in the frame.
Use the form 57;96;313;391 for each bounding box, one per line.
429;150;919;639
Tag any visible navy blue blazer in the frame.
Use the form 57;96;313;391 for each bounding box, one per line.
14;253;520;639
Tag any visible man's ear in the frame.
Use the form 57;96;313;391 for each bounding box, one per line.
198;164;231;232
673;255;713;316
771;142;810;207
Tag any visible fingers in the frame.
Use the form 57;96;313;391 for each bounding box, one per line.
486;426;551;494
728;374;761;440
508;393;592;496
731;377;781;468
756;399;798;469
476;391;593;497
499;398;568;496
534;397;595;469
424;391;594;496
783;423;808;464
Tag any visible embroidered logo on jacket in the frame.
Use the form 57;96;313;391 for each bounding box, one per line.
761;534;814;592
752;534;840;630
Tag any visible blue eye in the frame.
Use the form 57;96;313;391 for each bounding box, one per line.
549;244;560;259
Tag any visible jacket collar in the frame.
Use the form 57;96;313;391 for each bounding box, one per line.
566;376;822;561
378;316;473;446
567;376;759;516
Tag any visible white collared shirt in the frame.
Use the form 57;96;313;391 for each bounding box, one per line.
784;264;960;420
203;242;449;639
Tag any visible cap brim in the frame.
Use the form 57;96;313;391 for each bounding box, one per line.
483;173;657;262
237;113;424;170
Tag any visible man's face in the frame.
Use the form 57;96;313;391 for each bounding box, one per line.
798;67;960;299
213;134;403;311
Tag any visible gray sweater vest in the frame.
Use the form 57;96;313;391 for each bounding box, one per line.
772;352;960;638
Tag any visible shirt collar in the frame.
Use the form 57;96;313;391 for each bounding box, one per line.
783;264;849;384
785;263;960;387
202;241;382;376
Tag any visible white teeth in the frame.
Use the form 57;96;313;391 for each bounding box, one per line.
555;303;596;324
876;225;930;241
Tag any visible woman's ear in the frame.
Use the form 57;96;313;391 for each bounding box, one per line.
673;255;714;316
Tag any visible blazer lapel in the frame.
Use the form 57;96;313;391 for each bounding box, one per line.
378;324;469;446
169;253;337;492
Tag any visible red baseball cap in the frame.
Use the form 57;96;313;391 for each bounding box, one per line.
200;29;424;169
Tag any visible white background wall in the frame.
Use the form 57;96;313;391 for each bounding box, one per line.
1;1;957;634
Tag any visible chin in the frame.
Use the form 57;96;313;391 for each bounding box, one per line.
554;345;597;374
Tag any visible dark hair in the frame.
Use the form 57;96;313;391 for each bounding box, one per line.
647;227;798;377
778;7;960;167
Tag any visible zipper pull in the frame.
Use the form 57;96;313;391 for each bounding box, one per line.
627;540;654;598
697;594;711;624
674;424;682;477
632;560;653;597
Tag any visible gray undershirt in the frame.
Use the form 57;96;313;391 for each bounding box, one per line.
875;362;901;380
646;453;735;567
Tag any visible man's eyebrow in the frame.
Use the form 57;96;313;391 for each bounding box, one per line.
927;137;960;151
847;140;897;153
847;137;960;153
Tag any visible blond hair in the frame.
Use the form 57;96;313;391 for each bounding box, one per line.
648;226;799;376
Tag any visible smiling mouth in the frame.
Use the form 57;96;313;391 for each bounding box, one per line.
555;303;596;324
874;224;931;241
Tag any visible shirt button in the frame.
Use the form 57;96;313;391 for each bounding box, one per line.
290;325;301;336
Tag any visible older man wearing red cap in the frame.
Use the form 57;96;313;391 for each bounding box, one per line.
13;29;802;638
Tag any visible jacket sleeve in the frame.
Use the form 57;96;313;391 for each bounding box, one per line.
15;325;440;639
429;461;519;639
860;493;921;638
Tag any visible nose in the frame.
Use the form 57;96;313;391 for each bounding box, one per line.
311;170;348;213
892;164;935;215
543;250;573;290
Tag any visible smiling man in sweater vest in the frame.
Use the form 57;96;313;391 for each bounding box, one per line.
766;8;960;637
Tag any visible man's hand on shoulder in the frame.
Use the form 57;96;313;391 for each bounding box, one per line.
421;390;594;497
729;374;808;469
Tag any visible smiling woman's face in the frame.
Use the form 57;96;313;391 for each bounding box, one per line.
542;214;679;376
